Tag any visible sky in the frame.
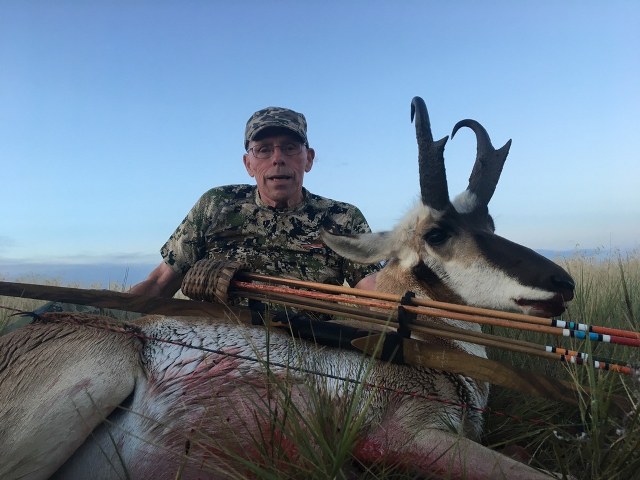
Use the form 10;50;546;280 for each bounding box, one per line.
1;1;639;284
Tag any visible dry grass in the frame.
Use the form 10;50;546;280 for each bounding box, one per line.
484;249;640;479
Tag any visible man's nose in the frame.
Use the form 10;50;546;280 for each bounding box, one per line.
271;147;285;164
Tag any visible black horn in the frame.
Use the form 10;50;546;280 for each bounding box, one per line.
452;119;512;207
411;97;450;211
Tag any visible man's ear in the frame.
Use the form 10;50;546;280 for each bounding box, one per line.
243;154;255;177
305;148;315;173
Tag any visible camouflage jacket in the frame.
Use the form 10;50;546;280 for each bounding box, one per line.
161;185;379;286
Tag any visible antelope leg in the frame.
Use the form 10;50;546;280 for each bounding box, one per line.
0;316;142;480
355;427;551;480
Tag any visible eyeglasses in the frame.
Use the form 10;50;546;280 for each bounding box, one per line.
249;142;304;159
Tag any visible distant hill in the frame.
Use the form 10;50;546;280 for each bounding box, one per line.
1;262;157;288
2;247;636;289
537;247;636;261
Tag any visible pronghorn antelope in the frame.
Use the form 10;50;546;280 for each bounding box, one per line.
0;97;574;480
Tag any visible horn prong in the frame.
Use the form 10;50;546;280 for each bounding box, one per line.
412;97;450;211
452;119;511;206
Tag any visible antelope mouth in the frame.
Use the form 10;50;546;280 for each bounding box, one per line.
515;295;568;318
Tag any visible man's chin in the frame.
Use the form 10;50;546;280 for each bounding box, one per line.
259;186;302;208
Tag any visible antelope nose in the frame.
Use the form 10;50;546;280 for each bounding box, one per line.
552;274;575;301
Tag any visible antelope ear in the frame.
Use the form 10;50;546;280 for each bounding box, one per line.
321;229;393;264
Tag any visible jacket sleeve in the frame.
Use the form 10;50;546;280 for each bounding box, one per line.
160;189;221;274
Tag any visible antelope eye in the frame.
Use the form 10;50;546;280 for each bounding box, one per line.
424;228;450;246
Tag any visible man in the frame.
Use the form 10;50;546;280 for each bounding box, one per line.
131;106;378;299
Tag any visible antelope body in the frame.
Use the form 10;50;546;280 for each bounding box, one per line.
0;97;574;479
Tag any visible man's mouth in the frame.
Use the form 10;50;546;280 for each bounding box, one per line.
267;175;292;181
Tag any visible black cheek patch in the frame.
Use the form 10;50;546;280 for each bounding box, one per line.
411;261;464;304
474;232;572;295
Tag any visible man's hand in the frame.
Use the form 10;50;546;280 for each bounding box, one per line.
129;262;183;298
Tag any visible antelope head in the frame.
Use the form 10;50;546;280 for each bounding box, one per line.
323;97;575;317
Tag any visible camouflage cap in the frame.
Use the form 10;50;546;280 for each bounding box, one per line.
244;106;308;150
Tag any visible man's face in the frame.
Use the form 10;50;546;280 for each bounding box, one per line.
243;133;315;208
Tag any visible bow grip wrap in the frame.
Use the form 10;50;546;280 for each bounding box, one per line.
181;259;248;304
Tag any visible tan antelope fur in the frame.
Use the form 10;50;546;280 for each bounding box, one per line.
0;97;575;480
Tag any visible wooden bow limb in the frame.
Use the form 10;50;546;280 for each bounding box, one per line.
0;281;253;323
351;333;634;413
